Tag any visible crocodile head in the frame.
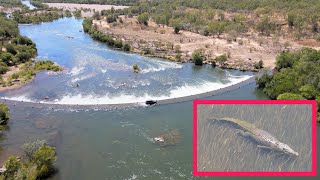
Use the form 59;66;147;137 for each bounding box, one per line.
277;142;299;156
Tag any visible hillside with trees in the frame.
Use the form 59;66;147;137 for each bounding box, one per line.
49;0;320;41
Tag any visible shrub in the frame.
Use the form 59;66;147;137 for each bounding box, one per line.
143;48;152;55
5;44;17;55
34;60;61;72
277;93;305;100
174;26;180;34
22;140;47;160
211;61;217;67
299;84;318;100
33;145;57;178
256;73;272;89
137;12;149;26
123;43;131;51
4;156;21;179
0;52;14;65
133;64;140;73
159;29;166;34
254;60;264;69
11;73;19;79
175;53;182;61
106;15;117;23
114;40;123;48
174;45;181;53
0;62;9;74
0;103;9;125
193;52;203;66
17;52;32;63
215;54;228;64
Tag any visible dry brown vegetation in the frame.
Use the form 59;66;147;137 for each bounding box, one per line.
93;15;307;70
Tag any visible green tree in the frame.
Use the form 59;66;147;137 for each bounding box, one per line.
215;54;228;65
22;140;47;160
207;21;226;37
264;69;301;99
4;156;21;179
0;103;9;125
5;44;17;55
256;73;272;89
275;51;297;70
256;16;275;36
299;84;318;99
193;52;203;66
17;52;32;63
1;52;14;65
277;93;305;100
33;145;57;178
133;64;140;73
137;12;149;26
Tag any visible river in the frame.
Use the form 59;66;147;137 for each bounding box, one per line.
0;10;319;180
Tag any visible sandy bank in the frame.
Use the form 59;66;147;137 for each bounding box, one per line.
45;3;129;17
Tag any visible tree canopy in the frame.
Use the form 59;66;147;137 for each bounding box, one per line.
256;48;320;114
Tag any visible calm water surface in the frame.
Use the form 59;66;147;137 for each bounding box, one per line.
198;104;312;172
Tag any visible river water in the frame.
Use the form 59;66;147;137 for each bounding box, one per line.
21;0;36;10
0;15;319;180
0;18;253;105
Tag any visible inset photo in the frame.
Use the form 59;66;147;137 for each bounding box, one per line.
193;100;317;176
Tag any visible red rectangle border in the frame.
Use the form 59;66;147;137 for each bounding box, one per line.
193;100;317;176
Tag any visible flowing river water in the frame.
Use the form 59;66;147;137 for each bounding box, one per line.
0;10;319;180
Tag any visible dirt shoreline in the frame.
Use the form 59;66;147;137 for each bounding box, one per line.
45;3;129;17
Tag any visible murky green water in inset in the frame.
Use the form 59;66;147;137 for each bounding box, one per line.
198;104;312;172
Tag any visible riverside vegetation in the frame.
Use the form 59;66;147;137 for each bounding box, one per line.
256;48;320;123
0;139;57;179
0;13;61;90
82;17;131;51
0;103;58;179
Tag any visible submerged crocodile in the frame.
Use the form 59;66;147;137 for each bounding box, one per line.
208;117;299;156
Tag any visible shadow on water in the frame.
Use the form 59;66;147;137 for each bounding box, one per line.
198;104;312;172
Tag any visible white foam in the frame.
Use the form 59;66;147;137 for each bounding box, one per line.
2;75;252;105
140;59;182;73
68;66;85;76
70;73;96;83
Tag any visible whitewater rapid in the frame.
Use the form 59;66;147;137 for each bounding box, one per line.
1;74;252;105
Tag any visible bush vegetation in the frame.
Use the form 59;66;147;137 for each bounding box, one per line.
1;140;57;179
13;10;63;24
30;0;49;9
133;64;140;73
82;18;131;51
193;52;203;66
0;0;22;6
94;0;320;40
0;103;9;126
256;48;320;122
34;60;61;72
